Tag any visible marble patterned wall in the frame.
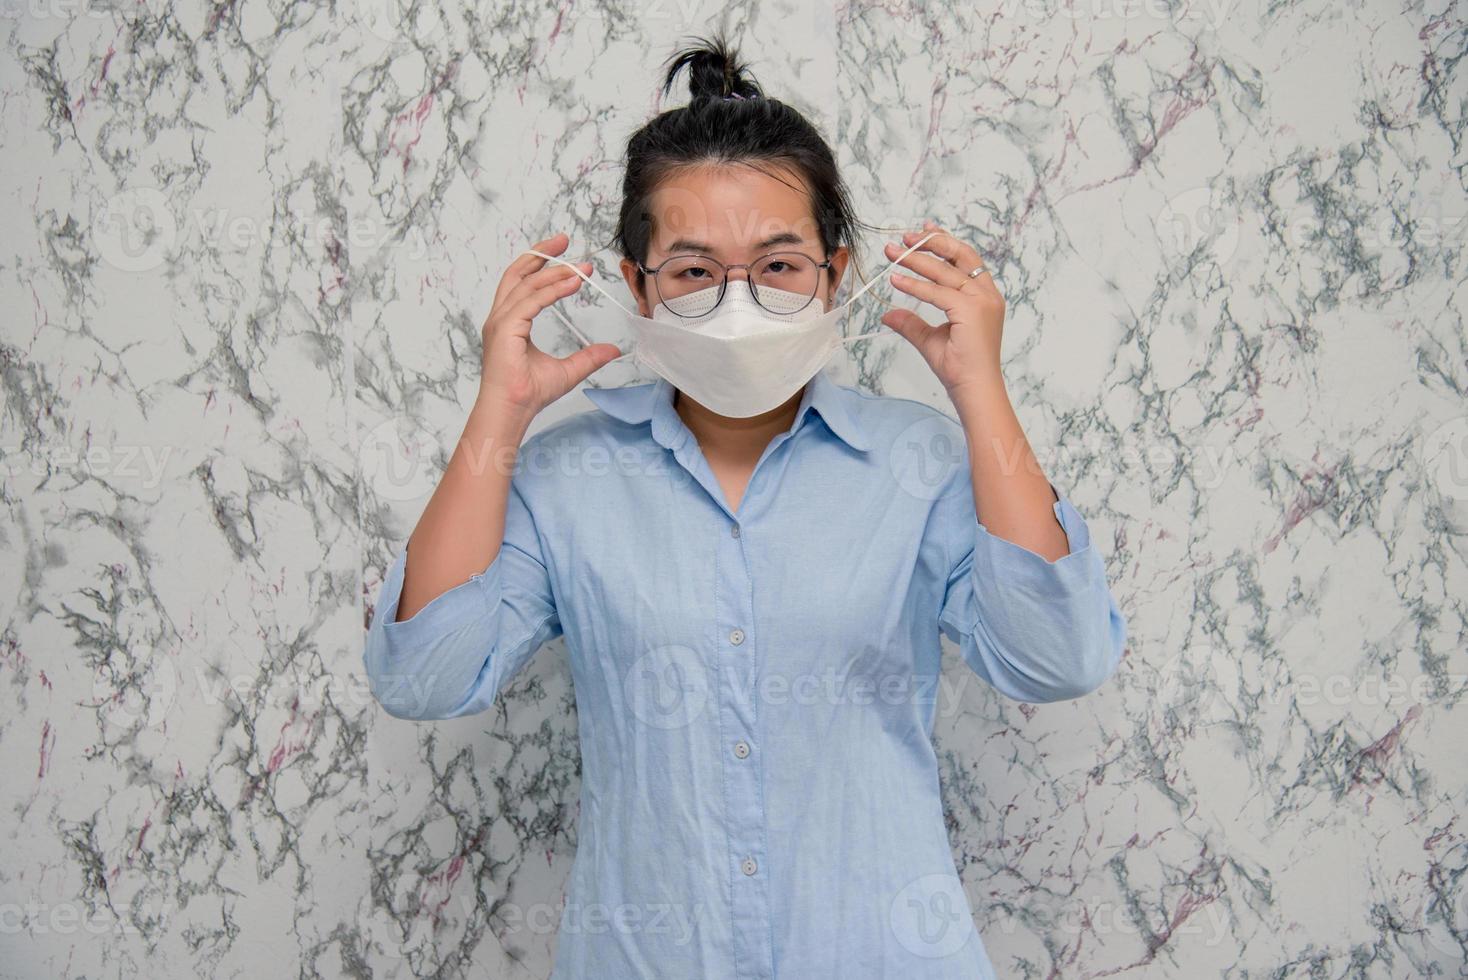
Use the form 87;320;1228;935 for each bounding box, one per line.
1;0;1464;977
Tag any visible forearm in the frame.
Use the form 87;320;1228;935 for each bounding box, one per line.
397;396;535;621
947;366;1069;562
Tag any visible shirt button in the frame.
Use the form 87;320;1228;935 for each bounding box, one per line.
729;628;745;646
733;740;750;759
741;857;758;876
730;524;741;539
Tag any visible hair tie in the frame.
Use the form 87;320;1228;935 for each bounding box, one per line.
724;92;746;100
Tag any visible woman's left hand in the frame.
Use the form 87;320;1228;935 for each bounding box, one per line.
880;220;1006;400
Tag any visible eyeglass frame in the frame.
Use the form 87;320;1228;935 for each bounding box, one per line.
636;249;836;317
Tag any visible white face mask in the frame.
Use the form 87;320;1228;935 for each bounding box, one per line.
529;231;936;418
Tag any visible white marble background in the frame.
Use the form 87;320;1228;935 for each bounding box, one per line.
1;0;1464;977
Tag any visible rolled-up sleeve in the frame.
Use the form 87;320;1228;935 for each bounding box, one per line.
362;481;561;720
937;482;1126;703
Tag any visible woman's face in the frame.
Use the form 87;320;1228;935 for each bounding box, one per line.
619;164;851;318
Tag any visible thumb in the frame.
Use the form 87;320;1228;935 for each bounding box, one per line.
561;343;623;386
880;309;933;350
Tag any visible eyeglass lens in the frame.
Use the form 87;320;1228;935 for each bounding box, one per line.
653;252;822;316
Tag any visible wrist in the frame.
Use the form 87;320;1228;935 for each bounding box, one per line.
944;362;1007;416
465;396;535;461
471;389;539;435
455;399;534;482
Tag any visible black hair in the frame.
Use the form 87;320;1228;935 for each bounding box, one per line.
613;33;865;290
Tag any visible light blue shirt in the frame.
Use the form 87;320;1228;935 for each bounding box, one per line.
362;369;1127;980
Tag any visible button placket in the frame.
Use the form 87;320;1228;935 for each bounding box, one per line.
714;511;774;979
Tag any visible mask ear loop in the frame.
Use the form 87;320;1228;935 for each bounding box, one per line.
526;249;641;363
837;229;938;346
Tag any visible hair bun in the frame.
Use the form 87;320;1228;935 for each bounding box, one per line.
662;33;763;102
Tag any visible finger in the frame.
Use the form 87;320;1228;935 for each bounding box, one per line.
558;343;623;388
889;270;966;315
902;226;986;275
906;226;1004;303
879;308;934;346
489;262;582;331
514;232;570;273
883;240;969;289
499;272;587;337
501;260;589;310
494;232;570;306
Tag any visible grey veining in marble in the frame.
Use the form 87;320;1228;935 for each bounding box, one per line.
1;0;1464;977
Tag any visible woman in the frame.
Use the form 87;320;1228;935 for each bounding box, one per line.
363;35;1126;980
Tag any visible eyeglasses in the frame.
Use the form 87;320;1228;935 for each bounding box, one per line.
638;250;834;317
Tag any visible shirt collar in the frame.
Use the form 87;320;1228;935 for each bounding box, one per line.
582;370;871;453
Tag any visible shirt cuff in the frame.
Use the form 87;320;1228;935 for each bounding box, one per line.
370;544;497;657
972;492;1097;586
962;492;1124;700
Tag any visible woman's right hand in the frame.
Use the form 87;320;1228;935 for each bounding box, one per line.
477;232;623;422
